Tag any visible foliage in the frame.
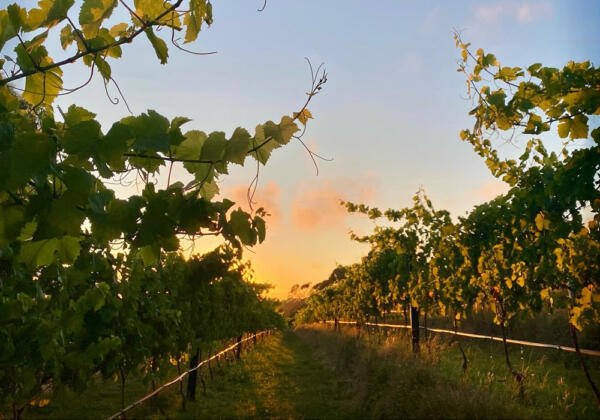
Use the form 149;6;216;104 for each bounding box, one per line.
0;0;323;415
298;39;599;332
296;38;599;402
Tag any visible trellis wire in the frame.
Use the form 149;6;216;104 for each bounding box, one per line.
106;330;272;420
325;321;600;357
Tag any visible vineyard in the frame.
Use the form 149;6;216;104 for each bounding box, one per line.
296;34;600;410
1;1;599;419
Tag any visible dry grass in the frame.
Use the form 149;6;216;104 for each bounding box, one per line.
296;323;600;419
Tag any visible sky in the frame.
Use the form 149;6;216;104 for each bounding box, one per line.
11;0;600;298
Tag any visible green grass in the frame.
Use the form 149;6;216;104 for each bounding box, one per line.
164;330;356;419
296;324;600;419
19;331;357;419
13;326;600;419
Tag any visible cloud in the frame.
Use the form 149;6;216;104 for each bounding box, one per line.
291;175;378;232
474;1;553;24
515;2;553;23
474;3;505;23
225;181;282;226
470;180;510;202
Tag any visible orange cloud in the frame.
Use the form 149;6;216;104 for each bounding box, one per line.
225;181;282;226
291;176;378;231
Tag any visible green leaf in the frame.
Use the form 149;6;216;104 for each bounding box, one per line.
254;216;266;243
0;121;14;151
0;204;25;248
17;221;38;242
140;245;159;266
225;127;250;165
171;117;192;131
122;110;170;153
56;236;82;262
94;55;111;80
97;122;131;170
0;132;54;190
229;209;254;245
18;238;58;267
79;282;109;312
64;104;96;126
168;117;191;146
173;130;206;160
0;7;23;51
62;120;102;158
145;28;168;64
250;124;279;165
527;63;542;74
263;116;298;146
200;132;227;162
199;180;219;199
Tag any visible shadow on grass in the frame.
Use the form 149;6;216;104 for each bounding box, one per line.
20;331;356;419
135;330;357;419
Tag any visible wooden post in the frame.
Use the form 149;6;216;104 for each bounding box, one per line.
235;334;242;360
410;305;419;353
186;348;200;401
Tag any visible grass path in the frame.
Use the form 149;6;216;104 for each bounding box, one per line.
169;330;356;419
22;330;355;419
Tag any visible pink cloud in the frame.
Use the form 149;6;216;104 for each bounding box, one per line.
471;180;510;201
225;181;282;226
291;175;378;232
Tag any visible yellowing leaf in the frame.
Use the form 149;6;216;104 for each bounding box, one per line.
540;288;550;300
22;57;63;107
535;212;545;231
79;0;117;37
557;119;571;138
554;248;564;270
569;114;589;139
27;0;74;30
29;398;51;407
294;108;313;125
109;22;128;37
570;306;583;331
579;287;592;305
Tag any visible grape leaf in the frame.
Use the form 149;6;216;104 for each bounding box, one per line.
145;28;168;64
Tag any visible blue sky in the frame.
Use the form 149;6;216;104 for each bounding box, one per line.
11;0;600;297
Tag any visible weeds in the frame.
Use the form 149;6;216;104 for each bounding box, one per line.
296;323;600;419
